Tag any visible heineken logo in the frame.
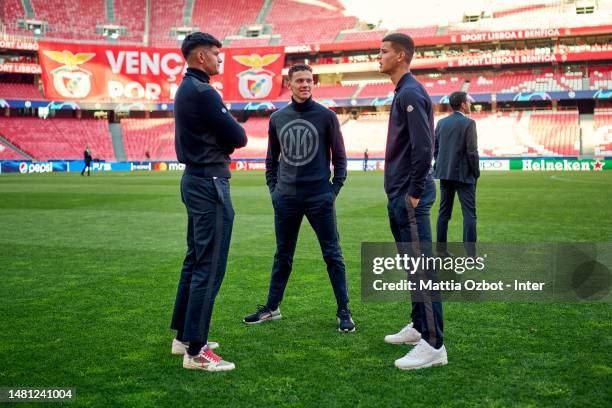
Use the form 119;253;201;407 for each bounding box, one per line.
521;159;606;172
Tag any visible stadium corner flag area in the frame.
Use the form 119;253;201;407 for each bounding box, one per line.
0;0;610;406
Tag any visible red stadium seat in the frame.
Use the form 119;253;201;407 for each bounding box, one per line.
0;117;114;161
29;0;105;40
149;0;186;47
191;0;264;43
0;83;44;100
114;0;146;43
0;140;28;160
120;118;176;161
264;0;356;45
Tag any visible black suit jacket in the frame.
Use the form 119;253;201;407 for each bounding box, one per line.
434;111;480;184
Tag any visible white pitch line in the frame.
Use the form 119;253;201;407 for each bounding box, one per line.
550;175;609;184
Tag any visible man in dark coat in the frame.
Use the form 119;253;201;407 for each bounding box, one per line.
434;91;480;254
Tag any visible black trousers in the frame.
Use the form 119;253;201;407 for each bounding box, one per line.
81;160;91;176
171;174;234;343
436;179;477;249
266;190;349;310
387;179;444;349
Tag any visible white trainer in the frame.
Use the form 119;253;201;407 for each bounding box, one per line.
394;339;448;370
384;322;421;345
171;338;219;355
183;348;235;372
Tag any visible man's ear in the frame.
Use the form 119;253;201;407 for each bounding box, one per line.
398;50;405;63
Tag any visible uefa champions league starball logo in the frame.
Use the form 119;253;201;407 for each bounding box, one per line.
42;50;95;98
233;53;280;99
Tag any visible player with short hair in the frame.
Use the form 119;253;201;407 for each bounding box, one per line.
378;33;448;369
171;32;247;372
243;64;355;333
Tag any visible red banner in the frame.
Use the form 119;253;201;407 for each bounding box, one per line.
0;38;39;51
37;42;284;102
0;63;41;74
406;49;612;69
449;28;569;43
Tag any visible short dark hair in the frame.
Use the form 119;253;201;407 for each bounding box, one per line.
449;91;468;110
181;32;222;58
288;63;313;79
382;33;415;65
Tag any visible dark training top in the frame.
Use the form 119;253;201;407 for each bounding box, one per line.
174;67;247;178
265;97;347;198
384;72;435;199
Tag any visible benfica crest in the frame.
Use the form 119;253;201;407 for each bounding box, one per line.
42;50;95;98
233;53;280;99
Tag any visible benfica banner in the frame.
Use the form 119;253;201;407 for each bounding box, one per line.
408;50;612;70
0;38;39;51
0;63;41;74
451;28;569;43
37;41;285;102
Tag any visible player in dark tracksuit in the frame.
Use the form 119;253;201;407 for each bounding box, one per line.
170;33;247;372
81;147;92;176
378;33;448;370
243;64;355;333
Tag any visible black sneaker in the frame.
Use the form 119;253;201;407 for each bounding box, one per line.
243;304;282;324
337;307;355;333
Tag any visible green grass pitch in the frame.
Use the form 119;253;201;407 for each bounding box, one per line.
0;170;610;407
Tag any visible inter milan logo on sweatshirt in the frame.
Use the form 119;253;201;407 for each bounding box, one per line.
279;119;319;166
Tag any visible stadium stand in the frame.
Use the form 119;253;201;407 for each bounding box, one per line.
120;116;274;160
454;111;531;157
0;117;114;161
120;118;176;161
418;74;467;95
229;37;271;47
468;70;585;94
1;0;610;162
340;115;388;158
0;140;27;160
395;26;439;38
312;84;358;99
339;30;388;42
0;83;44;100
527;111;580;156
357;82;395;99
339;110;581;158
264;0;356;45
593;108;612;155
446;0;608;32
149;0;186;47
492;2;552;18
233;116;268;158
29;0;105;40
358;74;466;98
589;66;612;91
114;0;146;43
191;0;264;42
1;0;31;36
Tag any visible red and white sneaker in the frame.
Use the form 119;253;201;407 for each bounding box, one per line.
183;348;235;372
171;338;219;355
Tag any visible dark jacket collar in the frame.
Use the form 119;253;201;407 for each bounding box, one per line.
291;96;315;112
395;71;413;92
186;67;210;83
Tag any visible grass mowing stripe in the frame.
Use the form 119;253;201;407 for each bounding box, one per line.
0;171;610;407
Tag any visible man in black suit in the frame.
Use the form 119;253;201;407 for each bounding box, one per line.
434;91;479;253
